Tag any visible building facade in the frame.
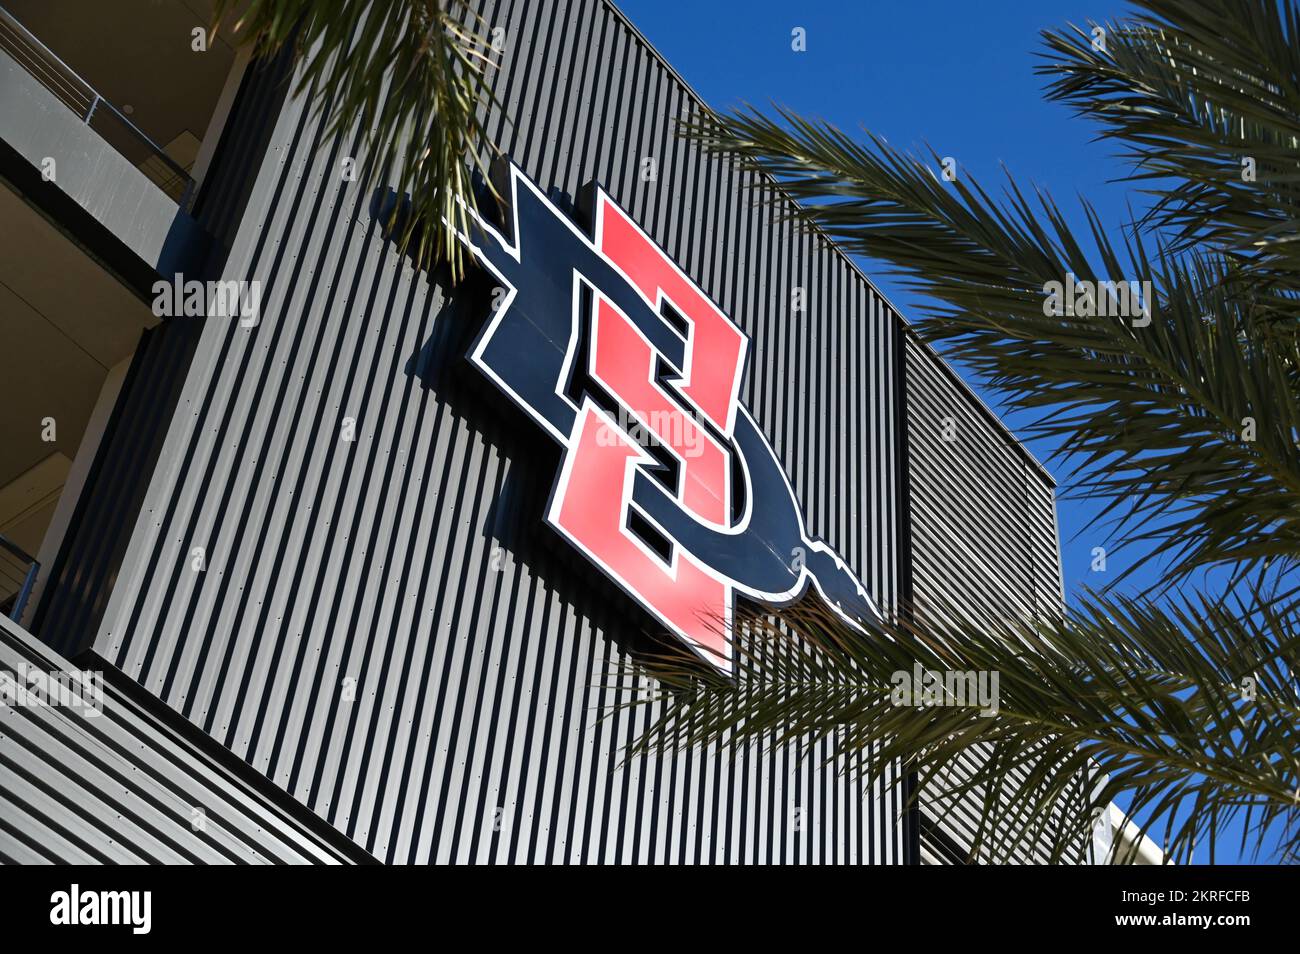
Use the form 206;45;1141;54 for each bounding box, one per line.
1;0;1070;864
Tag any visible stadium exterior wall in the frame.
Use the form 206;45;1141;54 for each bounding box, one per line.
18;0;1062;864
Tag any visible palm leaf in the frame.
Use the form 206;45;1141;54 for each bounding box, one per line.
680;102;1300;590
626;595;1300;864
658;0;1300;864
1038;0;1300;294
213;0;500;279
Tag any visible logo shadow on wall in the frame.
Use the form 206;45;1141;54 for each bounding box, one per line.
371;184;616;648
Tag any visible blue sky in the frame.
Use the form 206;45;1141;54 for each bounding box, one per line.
617;0;1285;864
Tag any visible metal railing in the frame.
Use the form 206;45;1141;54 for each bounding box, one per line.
0;5;195;208
0;534;39;624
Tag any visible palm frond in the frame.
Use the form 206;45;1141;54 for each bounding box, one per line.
627;595;1300;864
1038;0;1300;291
680;103;1300;588
666;6;1300;861
214;0;499;279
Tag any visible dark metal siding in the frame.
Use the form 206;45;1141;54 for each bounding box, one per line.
82;0;906;862
32;320;202;658
0;614;370;864
904;333;1061;626
32;49;293;658
902;333;1073;863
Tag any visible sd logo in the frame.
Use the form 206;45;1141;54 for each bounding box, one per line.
451;161;881;673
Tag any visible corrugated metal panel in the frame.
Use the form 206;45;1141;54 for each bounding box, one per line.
0;613;370;864
32;48;293;658
75;0;905;862
902;332;1079;864
905;335;1055;628
32;320;201;659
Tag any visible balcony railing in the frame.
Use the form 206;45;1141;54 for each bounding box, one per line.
0;535;38;624
0;5;195;208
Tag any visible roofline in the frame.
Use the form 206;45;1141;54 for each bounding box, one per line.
601;0;1057;489
1108;804;1166;865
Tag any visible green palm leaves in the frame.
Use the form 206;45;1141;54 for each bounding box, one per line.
215;0;498;278
634;0;1300;863
628;593;1300;863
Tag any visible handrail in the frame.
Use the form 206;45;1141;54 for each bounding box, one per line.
0;4;196;208
0;534;39;624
